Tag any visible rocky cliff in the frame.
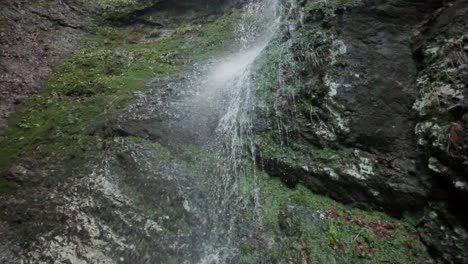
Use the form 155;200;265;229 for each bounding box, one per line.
0;0;236;134
0;0;467;263
254;0;468;260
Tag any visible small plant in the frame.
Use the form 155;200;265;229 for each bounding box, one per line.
327;219;340;247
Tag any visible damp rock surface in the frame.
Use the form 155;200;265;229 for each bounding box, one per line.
0;0;467;263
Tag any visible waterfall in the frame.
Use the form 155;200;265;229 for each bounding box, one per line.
185;0;281;262
215;0;280;163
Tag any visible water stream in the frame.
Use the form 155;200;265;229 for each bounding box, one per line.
162;0;282;262
193;1;280;262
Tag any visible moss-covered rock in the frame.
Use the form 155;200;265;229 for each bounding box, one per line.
1;0;467;262
237;162;432;263
90;0;162;19
250;0;468;261
0;6;242;262
251;0;429;215
0;6;240;184
414;34;468;201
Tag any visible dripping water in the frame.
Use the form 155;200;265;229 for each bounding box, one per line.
180;0;282;262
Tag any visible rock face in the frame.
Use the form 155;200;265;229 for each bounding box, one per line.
253;0;468;261
0;1;248;262
0;0;236;135
0;0;467;263
0;0;91;134
254;0;432;214
413;0;468;221
6;157;36;184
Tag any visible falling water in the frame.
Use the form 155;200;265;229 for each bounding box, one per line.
199;0;280;163
184;0;281;262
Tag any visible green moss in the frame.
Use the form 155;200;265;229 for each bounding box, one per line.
196;9;241;55
0;16;8;31
90;0;158;19
238;162;431;263
256;133;341;169
119;181;145;202
0;178;16;194
0;10;240;189
253;22;336;129
304;0;354;15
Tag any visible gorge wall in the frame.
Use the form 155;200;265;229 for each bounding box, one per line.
253;0;467;260
0;0;467;263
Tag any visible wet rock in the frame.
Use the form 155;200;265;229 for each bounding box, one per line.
0;221;21;264
412;0;468;236
258;151;428;216
279;205;326;236
305;9;325;23
254;0;438;215
447;103;467;120
5;158;36;184
418;205;468;263
428;157;453;175
253;0;467;261
0;0;93;135
0;0;466;262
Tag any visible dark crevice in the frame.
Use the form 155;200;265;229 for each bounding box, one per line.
30;10;81;30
